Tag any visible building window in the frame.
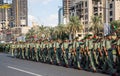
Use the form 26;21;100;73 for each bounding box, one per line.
81;2;83;7
110;18;113;22
110;11;113;16
110;4;113;9
83;22;84;24
100;0;102;4
100;13;102;16
79;4;81;7
85;1;87;7
112;0;114;1
85;8;88;13
85;21;88;24
85;15;88;20
72;13;74;16
100;7;102;11
76;5;78;8
94;13;98;16
94;7;98;12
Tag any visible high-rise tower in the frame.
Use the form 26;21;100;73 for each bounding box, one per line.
0;0;4;22
12;0;28;27
63;0;71;24
58;7;64;25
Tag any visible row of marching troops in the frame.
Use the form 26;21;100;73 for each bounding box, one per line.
4;34;120;75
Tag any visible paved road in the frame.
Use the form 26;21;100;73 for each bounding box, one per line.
0;53;109;76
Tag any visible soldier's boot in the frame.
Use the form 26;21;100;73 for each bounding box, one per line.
93;51;99;66
39;55;42;62
36;51;39;62
89;55;96;72
50;58;53;64
11;49;14;57
27;51;30;60
48;55;51;64
56;55;60;65
77;61;82;70
107;59;117;75
84;59;89;70
64;57;69;68
43;55;46;63
32;51;35;61
22;50;25;59
25;49;28;59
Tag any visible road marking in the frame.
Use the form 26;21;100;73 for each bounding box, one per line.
8;66;43;76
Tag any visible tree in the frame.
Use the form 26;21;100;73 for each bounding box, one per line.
54;24;68;40
26;27;35;41
48;27;55;39
110;20;120;35
37;25;47;39
67;16;83;40
89;15;103;35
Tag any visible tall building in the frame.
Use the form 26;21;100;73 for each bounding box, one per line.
108;0;120;22
12;0;28;27
58;7;64;25
63;0;71;24
92;0;106;23
70;0;93;29
0;0;4;23
0;0;3;3
69;0;120;26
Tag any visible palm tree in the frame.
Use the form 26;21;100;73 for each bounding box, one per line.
37;25;47;39
26;27;35;41
54;24;67;40
67;16;83;40
48;27;55;39
90;15;103;35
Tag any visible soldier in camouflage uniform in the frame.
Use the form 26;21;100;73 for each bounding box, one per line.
32;41;36;61
61;39;69;67
25;41;29;59
102;35;116;75
15;42;18;58
116;36;120;72
73;38;82;69
84;35;96;72
42;40;47;62
79;39;85;69
11;42;15;57
45;40;49;62
35;40;40;61
39;40;43;61
92;36;99;68
54;39;61;65
96;37;104;70
48;40;54;64
22;42;26;59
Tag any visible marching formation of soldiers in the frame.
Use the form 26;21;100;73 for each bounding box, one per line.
4;34;120;75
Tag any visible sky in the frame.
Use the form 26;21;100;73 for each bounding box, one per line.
28;0;62;27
